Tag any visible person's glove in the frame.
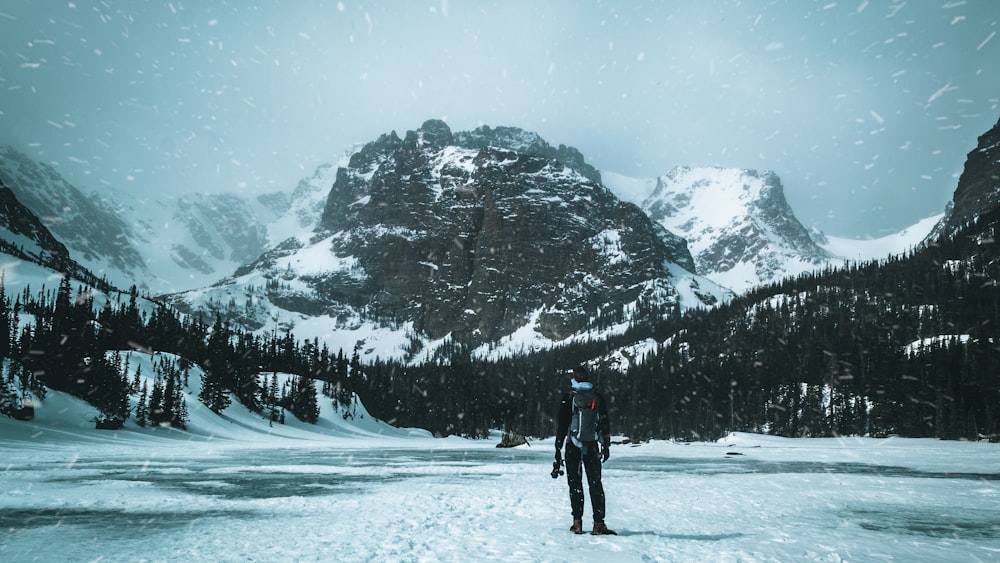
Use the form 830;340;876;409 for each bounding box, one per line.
601;443;610;463
551;449;565;478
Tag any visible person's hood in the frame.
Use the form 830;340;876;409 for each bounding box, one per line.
571;379;594;392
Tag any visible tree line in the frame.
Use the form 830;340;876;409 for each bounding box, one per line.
355;209;1000;442
4;205;999;443
0;274;360;428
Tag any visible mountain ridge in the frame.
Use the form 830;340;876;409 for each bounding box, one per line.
2;121;940;362
168;119;728;361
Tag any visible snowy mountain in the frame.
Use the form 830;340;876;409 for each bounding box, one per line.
104;180;326;294
604;167;837;294
4;131;939;306
164;120;730;362
0;145;331;294
4;119;940;366
604;166;941;294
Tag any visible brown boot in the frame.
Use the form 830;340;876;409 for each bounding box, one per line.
592;520;617;535
570;519;583;534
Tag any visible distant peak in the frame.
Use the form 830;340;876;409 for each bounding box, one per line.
409;119;453;146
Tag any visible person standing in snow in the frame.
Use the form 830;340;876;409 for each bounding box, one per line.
554;365;616;535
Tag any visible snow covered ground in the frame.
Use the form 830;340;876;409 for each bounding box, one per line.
3;385;1000;562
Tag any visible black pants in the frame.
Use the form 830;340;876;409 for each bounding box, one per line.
565;441;605;521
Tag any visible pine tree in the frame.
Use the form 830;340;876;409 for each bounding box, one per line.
162;366;177;426
171;384;189;430
335;349;350;409
135;380;149;428
348;344;362;418
266;372;280;422
180;358;191;387
0;272;10;359
89;348;129;426
149;377;165;426
199;366;231;414
0;361;17;416
288;375;320;423
131;364;142;393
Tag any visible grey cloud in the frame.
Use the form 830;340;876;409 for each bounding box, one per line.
0;0;996;238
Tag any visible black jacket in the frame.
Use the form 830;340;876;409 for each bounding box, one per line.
555;388;611;450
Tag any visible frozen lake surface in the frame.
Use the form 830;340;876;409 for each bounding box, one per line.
3;434;1000;562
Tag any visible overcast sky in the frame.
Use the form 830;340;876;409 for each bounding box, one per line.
1;1;998;238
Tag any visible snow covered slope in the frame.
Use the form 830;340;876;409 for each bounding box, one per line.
819;214;941;262
0;350;422;445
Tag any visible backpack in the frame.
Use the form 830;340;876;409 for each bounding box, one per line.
569;387;600;443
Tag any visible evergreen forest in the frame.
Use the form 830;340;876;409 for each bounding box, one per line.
357;207;1000;442
3;204;999;443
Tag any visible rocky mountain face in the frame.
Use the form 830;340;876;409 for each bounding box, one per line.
605;167;834;294
179;120;725;359
928;116;1000;241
